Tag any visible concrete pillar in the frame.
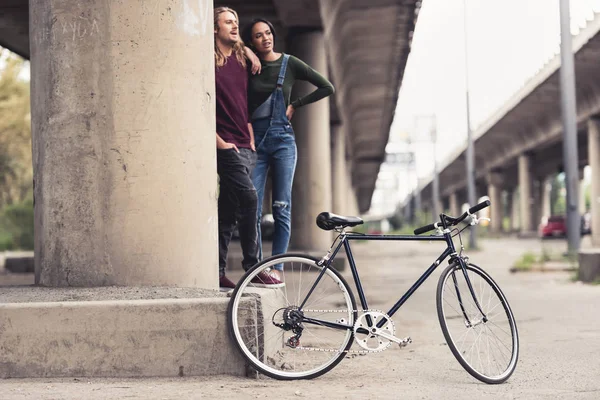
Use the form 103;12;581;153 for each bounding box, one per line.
332;123;347;215
518;154;533;233
541;177;552;220
289;30;332;250
30;0;218;287
532;179;542;229
579;173;587;214
588;118;600;246
347;182;360;217
487;172;503;233
449;192;459;217
511;188;520;231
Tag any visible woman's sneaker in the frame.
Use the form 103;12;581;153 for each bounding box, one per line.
250;271;285;288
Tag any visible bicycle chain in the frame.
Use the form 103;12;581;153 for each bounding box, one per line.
293;309;392;354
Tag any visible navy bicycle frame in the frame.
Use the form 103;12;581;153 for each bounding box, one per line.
299;226;486;332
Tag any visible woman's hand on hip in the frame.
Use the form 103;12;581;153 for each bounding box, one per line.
286;105;295;121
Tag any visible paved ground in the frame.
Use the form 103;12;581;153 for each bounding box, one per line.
1;235;599;399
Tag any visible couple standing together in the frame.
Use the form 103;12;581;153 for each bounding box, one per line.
214;7;334;290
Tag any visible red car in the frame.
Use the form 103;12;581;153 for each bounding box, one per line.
538;214;591;238
539;215;567;238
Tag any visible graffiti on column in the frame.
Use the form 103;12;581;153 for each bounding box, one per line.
31;15;101;46
180;0;211;37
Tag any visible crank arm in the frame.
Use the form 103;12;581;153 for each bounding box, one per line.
372;329;404;344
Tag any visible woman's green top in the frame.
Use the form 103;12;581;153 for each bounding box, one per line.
247;54;334;116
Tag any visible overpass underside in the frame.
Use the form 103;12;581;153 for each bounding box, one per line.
409;12;600;247
0;0;420;289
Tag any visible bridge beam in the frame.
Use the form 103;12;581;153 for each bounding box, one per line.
487;171;504;233
518;154;534;234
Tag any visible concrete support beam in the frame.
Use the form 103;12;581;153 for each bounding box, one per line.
449;192;459;217
541;177;552;221
289;30;332;250
579;176;587;214
332;123;347;215
519;154;534;233
487;172;504;233
30;0;218;287
511;188;520;232
588;118;600;246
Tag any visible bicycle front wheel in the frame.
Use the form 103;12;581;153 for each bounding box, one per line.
228;254;357;380
437;262;519;384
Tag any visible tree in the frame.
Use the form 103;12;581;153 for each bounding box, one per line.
0;50;32;208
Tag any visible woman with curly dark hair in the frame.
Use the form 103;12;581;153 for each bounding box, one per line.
242;18;334;279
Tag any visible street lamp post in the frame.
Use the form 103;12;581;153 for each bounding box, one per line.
558;0;581;255
463;0;477;249
413;115;439;223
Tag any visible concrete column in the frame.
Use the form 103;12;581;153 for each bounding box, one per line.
331;123;347;215
588;118;600;246
518;154;533;233
487;172;503;233
289;30;332;250
511;189;520;231
449;192;459;217
541;177;552;221
579;174;587;214
30;0;218;287
347;182;360;217
532;179;542;229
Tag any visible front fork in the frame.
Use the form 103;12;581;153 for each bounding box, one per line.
450;257;488;327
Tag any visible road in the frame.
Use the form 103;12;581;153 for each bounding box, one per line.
1;236;599;399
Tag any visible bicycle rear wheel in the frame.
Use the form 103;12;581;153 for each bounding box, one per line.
228;254;357;380
437;262;519;384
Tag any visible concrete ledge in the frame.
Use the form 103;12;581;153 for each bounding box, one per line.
0;251;34;273
578;249;600;282
0;295;260;378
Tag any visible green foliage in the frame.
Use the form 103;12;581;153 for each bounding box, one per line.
0;51;32;209
513;252;537;271
0;198;34;250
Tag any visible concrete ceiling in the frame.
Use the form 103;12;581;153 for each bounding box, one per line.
2;0;421;214
418;12;600;204
0;0;29;59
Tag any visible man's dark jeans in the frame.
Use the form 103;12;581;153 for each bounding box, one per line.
217;147;259;277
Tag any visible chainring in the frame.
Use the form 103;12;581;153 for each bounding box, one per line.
353;310;395;351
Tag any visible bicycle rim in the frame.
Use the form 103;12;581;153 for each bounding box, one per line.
437;263;519;383
228;254;356;380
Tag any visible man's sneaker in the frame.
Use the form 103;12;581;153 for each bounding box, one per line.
250;271;285;288
219;275;236;292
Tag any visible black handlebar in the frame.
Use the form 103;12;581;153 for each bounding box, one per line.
468;199;491;215
414;223;437;235
413;200;491;235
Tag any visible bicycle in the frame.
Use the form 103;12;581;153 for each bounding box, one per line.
227;200;519;383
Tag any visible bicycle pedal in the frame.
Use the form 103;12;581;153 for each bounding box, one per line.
398;337;412;348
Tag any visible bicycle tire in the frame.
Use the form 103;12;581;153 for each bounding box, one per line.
437;262;519;384
228;253;357;380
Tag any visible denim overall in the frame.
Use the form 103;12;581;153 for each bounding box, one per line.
251;54;297;271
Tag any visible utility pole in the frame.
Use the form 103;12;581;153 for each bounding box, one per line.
463;0;477;249
431;116;440;220
559;0;581;255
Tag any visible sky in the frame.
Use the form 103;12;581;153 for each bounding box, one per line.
372;0;600;214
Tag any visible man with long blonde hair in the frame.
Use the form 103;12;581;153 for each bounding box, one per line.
214;6;283;290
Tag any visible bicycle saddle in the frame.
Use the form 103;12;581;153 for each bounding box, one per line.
316;212;364;231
